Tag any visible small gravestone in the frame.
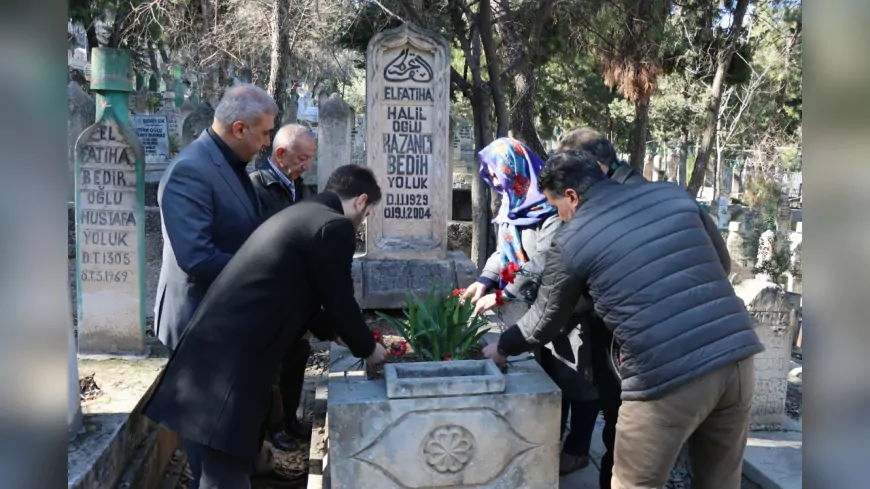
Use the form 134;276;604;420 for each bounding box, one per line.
354;22;475;309
181;102;214;147
132;115;170;164
68;82;95;202
734;279;798;428
74;48;146;355
316;94;355;193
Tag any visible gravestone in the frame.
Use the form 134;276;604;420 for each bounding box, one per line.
726;221;754;284
351;115;366;166
355;23;475;308
160;91;183;145
316;94;355;193
788;223;802;294
68;298;82;440
734;279;798;428
132;115;170;164
69;82;95;202
755;230;776;281
181;102;215;147
74;48;147;355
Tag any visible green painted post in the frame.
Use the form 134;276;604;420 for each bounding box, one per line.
74;48;147;355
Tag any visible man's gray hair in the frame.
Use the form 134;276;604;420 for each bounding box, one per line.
271;124;315;157
213;84;279;128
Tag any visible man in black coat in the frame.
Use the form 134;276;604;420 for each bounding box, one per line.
482;150;763;489
249;124;317;451
143;165;388;488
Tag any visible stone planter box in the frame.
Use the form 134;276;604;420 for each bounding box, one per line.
327;333;561;488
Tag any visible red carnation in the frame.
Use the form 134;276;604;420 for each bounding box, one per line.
390;341;408;357
500;263;521;284
443;354;452;361
452;288;465;297
372;330;382;343
495;289;506;306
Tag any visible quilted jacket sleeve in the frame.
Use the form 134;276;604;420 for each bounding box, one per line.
499;238;587;356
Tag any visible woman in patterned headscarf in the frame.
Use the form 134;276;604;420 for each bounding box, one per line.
462;137;599;476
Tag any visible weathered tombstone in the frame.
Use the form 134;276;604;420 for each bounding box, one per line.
788;223;802;294
756;229;776;281
351;115;366;167
716;195;729;230
69;82;95;202
132;115;170;164
726;221;754;284
181;102;215;147
734;279;798;428
355;22;475;309
316;93;355;193
159;91;183;152
68;298;82;440
74;48;147;355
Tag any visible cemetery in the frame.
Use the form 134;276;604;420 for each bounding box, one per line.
67;1;802;488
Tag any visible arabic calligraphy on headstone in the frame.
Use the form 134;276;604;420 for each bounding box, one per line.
384;48;434;84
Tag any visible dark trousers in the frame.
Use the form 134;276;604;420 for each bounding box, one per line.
268;339;311;432
185;442;250;489
590;320;622;489
560;398;600;457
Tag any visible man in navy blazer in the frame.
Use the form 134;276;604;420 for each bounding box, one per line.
155;83;277;351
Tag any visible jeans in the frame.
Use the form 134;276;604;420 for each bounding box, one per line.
560;398;600;457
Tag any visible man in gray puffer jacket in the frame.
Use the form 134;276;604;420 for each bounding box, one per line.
482;150;764;489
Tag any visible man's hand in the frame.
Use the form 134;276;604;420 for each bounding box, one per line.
365;343;388;367
473;293;500;316
462;282;487;304
482;342;508;366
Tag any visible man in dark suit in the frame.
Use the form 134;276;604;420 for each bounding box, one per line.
249;124;317;451
143;165;388;488
155;83;277;351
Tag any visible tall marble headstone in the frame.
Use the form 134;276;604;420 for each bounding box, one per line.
68;82;95;202
316;94;355;193
366;23;451;260
68;297;82;440
734;279;798;428
74;48;146;355
352;23;475;309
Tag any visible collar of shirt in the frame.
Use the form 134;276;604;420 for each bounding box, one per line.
267;157;296;200
207;127;246;171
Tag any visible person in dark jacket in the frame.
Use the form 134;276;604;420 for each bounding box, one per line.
461;137;599;476
250;124;315;218
143;165;389;489
482;150;764;489
555;128;733;488
155;84;276;351
249;123;316;452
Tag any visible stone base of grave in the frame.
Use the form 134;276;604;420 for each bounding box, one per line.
326;331;561;489
68;338;180;489
352;251;478;309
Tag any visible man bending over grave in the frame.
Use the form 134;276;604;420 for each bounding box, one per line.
249;124;317;452
144;165;388;488
481;150;764;489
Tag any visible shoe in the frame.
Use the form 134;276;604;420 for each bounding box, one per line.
559;453;590;476
284;418;311;440
270;430;296;452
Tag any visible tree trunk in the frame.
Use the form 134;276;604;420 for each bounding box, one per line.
256;0;291;165
686;0;751;197
510;66;546;157
478;0;508;138
629;97;650;172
